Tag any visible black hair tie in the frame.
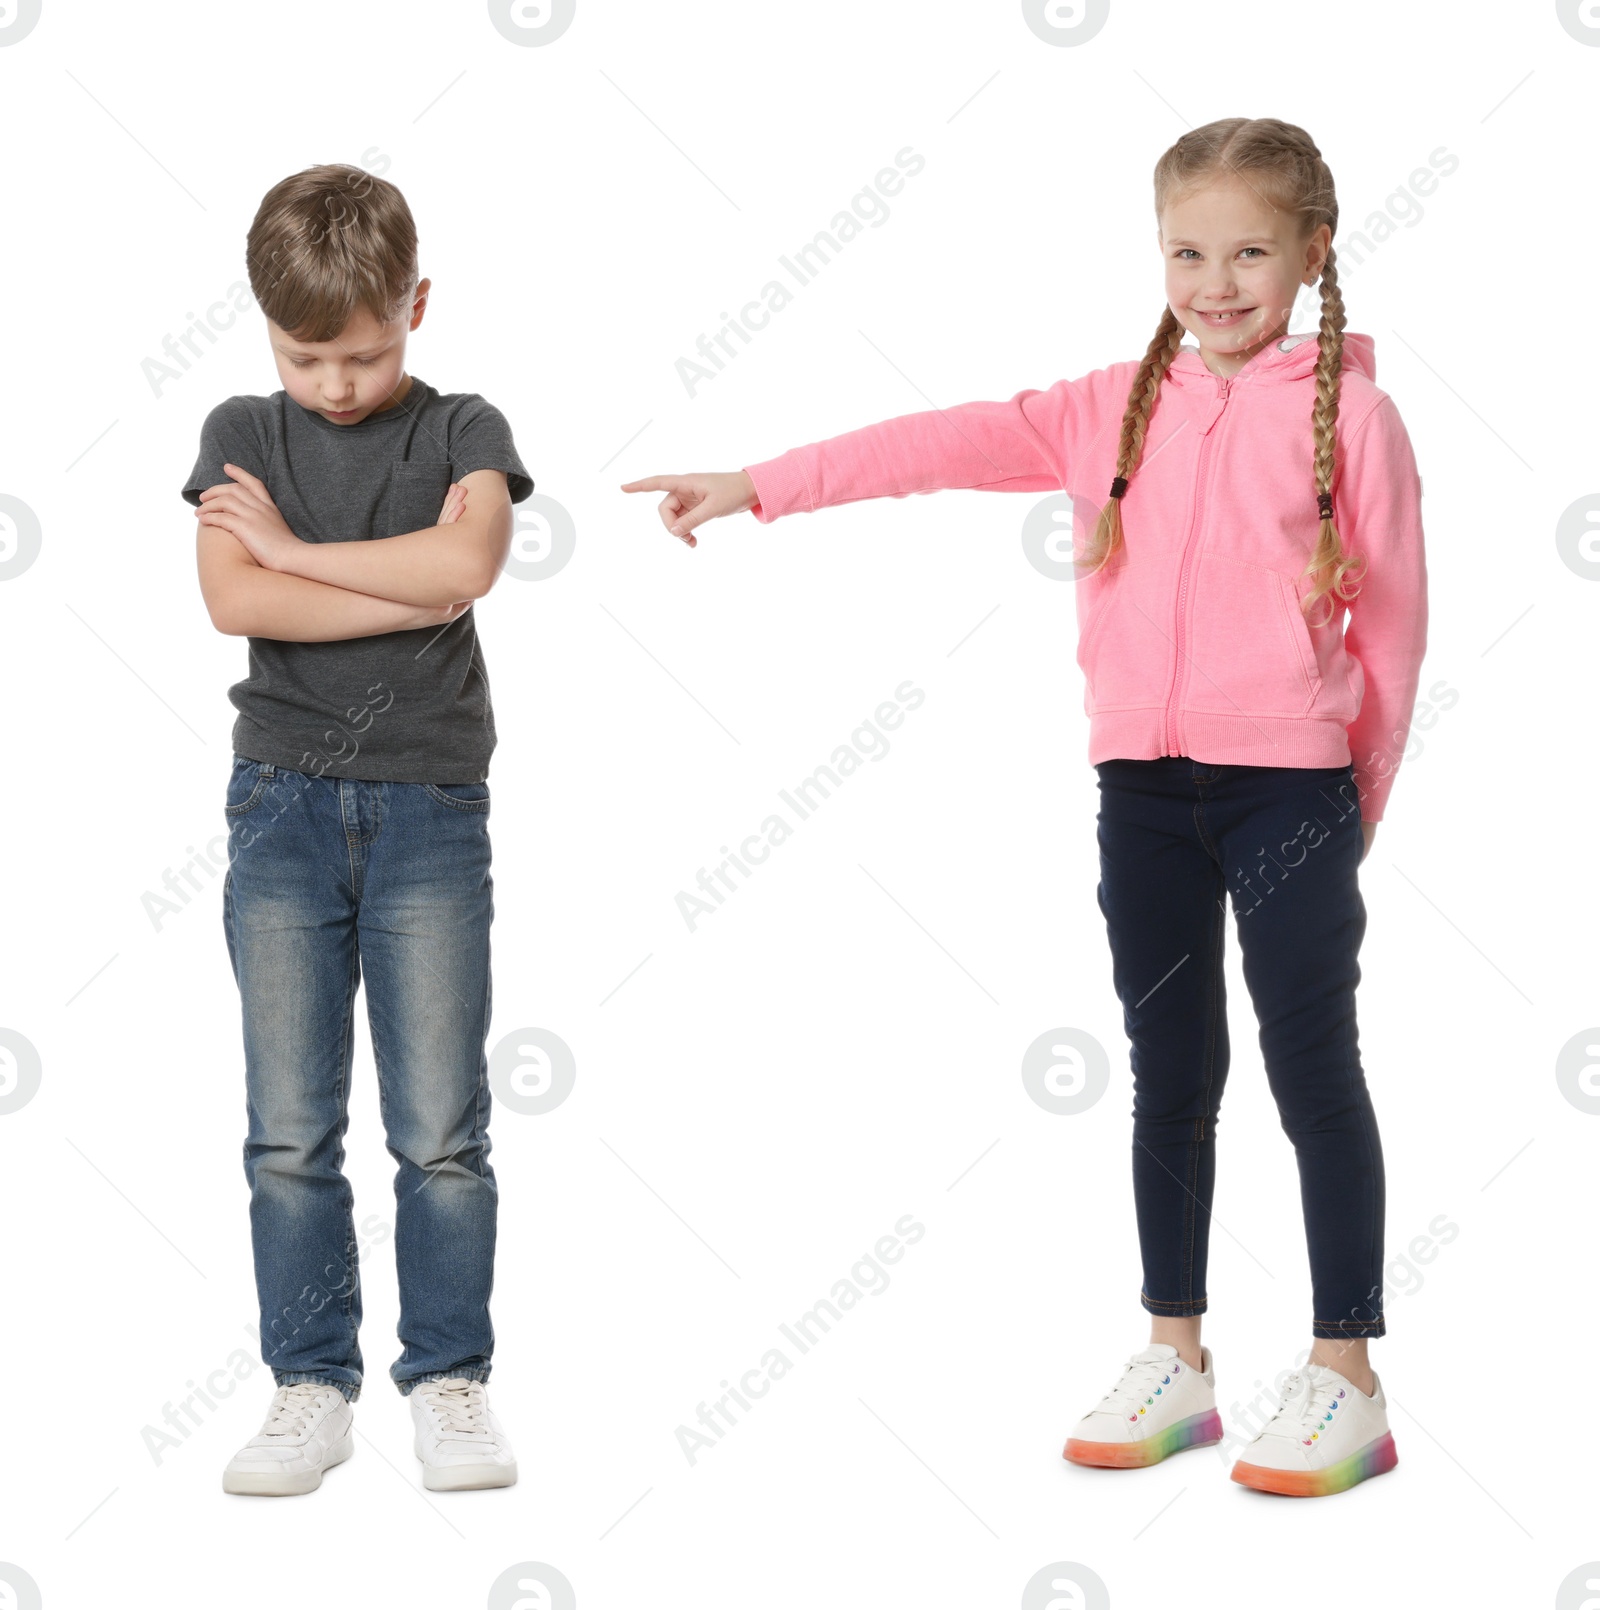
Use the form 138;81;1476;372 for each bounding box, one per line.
1316;492;1334;520
1109;476;1129;500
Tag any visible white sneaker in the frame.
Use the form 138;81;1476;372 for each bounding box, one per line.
1063;1343;1222;1468
1230;1362;1398;1496
409;1377;518;1491
222;1382;353;1496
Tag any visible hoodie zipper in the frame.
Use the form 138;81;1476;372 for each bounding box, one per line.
1163;372;1232;757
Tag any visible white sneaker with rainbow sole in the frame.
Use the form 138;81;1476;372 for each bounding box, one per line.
1063;1343;1222;1468
1229;1362;1398;1496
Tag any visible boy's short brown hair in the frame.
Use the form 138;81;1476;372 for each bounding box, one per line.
246;164;418;344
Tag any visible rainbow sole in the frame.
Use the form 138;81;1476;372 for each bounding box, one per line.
1230;1430;1398;1496
1064;1408;1223;1469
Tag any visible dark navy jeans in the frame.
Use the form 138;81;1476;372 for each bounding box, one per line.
1094;757;1385;1340
221;756;499;1399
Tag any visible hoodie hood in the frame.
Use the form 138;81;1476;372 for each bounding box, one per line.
1168;330;1376;387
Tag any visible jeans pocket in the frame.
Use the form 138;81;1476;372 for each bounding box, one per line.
422;780;490;813
225;755;272;817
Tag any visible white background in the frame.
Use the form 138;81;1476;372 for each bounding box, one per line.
0;1;1593;1606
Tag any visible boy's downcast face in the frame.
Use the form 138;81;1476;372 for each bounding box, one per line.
268;280;429;424
1157;178;1329;373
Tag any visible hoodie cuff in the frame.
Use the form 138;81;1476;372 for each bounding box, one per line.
743;453;816;524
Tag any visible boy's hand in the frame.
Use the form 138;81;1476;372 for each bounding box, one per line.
194;464;303;571
620;470;757;548
417;491;470;625
1360;821;1376;864
438;482;467;525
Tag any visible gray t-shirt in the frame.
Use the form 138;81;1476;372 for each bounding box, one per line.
181;377;533;782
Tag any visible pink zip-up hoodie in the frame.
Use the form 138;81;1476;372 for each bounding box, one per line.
743;332;1427;822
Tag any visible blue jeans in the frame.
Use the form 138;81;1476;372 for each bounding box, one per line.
221;756;498;1399
1094;758;1385;1340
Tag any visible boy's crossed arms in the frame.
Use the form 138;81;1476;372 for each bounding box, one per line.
194;464;513;642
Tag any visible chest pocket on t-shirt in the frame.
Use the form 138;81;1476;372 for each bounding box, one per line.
380;460;454;536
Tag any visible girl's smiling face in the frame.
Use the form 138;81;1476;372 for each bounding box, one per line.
1158;177;1331;377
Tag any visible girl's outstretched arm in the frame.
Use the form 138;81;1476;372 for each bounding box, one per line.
623;376;1099;545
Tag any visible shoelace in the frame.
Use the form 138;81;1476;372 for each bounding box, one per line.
1258;1368;1346;1444
422;1380;492;1440
260;1382;330;1437
1096;1353;1184;1414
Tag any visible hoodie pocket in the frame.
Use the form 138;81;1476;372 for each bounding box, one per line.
1075;557;1171;711
1183;553;1320;719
